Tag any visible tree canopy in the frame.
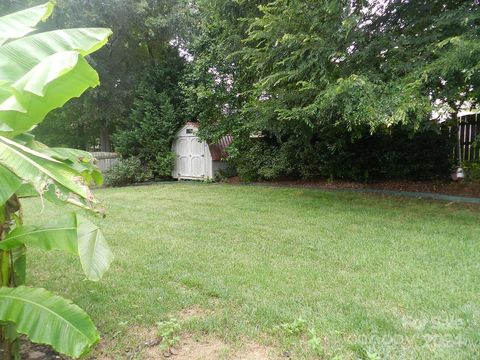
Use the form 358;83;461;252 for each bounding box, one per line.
2;0;478;180
4;0;193;151
183;0;479;179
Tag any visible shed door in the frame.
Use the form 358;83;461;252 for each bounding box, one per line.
190;137;205;178
175;136;206;179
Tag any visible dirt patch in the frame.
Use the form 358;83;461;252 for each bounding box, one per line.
177;306;212;321
91;324;280;360
92;326;159;360
235;343;276;360
143;334;277;360
144;335;227;359
21;344;65;360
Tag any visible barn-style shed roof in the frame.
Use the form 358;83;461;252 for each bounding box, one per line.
209;135;233;161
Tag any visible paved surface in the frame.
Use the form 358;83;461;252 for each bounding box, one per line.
341;188;480;204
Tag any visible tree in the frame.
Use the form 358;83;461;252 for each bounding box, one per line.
113;50;186;178
14;0;195;151
185;0;479;180
181;0;268;142
243;0;479;130
0;3;113;358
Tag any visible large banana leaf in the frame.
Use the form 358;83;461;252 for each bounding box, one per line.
11;246;26;286
49;148;104;186
0;214;77;253
23;138;103;186
0;164;22;205
0;286;99;358
0;213;113;281
0;3;112;357
0;2;54;45
77;215;113;281
0;136;99;211
0;82;11;115
0;28;112;84
0;51;100;137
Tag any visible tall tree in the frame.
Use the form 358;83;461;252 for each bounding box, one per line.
28;0;193;151
357;1;480;118
182;0;268;142
113;49;186;178
185;0;479;180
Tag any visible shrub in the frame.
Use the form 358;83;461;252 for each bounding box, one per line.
113;61;185;179
153;151;177;178
462;161;480;182
213;166;237;182
104;157;153;187
230;125;454;182
231;140;295;181
327;126;455;181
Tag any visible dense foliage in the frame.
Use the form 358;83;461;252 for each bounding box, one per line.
233;126;455;181
184;0;479;180
0;0;191;152
5;0;479;181
113;54;185;179
104;157;153;187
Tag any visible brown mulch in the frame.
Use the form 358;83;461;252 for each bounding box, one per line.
0;339;69;360
226;177;480;198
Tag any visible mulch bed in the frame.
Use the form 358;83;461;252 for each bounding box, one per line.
0;339;68;360
226;177;480;198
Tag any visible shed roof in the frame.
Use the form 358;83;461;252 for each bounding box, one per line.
209;135;233;161
184;121;200;128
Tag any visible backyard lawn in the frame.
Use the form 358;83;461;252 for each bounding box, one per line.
23;183;479;359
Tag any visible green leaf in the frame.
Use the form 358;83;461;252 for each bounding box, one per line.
0;164;22;205
77;215;113;281
14;184;38;199
37;146;104;186
0;51;100;137
0;213;78;253
12;246;26;286
0;135;98;211
12;137;103;187
0;213;113;281
0;2;55;45
0;286;99;358
0;28;112;85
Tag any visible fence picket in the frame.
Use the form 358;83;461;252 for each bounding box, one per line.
91;152;120;172
458;114;480;163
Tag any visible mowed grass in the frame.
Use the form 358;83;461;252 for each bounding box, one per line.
23;183;480;359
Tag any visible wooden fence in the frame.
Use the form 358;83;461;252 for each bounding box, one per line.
91;152;120;172
458;113;480;162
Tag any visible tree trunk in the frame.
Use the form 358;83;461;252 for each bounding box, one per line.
100;127;111;152
0;196;21;360
0;205;11;360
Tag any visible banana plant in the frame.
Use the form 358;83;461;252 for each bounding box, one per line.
0;2;113;359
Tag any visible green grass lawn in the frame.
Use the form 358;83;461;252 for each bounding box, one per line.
23;183;480;359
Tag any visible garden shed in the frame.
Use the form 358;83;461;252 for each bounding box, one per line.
171;122;232;180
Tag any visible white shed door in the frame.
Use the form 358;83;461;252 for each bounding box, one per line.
175;136;206;179
190;137;205;178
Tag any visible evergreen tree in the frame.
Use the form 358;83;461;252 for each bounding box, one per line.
113;56;185;178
